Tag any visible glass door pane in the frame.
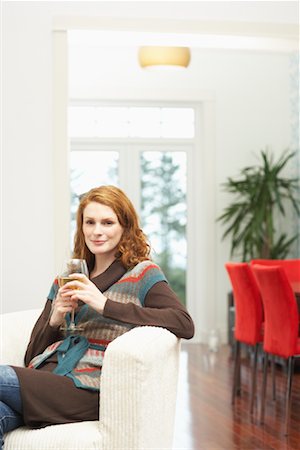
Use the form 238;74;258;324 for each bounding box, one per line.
140;151;187;304
70;150;119;242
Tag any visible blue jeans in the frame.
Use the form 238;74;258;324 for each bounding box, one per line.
0;365;24;450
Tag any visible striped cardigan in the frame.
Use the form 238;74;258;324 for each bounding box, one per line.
28;260;166;391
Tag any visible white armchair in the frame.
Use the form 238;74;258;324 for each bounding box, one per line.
0;309;181;450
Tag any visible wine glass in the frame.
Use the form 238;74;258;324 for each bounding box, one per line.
58;258;89;333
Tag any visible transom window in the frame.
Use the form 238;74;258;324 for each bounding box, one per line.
69;106;194;138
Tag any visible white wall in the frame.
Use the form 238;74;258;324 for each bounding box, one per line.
2;2;55;313
2;2;299;345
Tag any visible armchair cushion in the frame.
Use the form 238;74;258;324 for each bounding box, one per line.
0;309;42;366
4;422;102;450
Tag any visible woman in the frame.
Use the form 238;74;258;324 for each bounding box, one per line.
0;185;194;446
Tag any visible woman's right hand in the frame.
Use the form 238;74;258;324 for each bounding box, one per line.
49;286;78;328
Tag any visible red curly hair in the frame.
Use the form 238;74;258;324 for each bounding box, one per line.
73;185;151;270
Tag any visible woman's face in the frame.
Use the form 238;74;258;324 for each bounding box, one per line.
82;202;124;260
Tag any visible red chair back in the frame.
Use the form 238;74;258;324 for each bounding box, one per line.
252;265;298;358
250;259;300;284
225;262;263;345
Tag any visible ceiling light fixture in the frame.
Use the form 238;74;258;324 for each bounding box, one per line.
138;46;191;69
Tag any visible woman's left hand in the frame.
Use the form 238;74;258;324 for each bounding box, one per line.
60;274;107;314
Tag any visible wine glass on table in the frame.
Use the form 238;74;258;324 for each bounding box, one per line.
58;258;89;333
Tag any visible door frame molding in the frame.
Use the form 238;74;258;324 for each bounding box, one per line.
53;22;216;343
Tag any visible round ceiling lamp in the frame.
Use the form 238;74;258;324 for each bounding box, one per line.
138;46;191;69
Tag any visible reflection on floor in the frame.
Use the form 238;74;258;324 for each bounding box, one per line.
172;343;300;450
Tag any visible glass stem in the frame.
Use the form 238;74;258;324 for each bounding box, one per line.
70;308;76;328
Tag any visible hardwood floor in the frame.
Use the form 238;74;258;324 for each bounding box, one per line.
173;343;300;450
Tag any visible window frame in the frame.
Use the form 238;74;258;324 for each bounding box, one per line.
69;100;197;307
68;100;201;317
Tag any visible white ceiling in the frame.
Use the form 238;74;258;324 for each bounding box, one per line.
66;1;299;96
161;1;298;23
67;1;299;50
63;1;299;24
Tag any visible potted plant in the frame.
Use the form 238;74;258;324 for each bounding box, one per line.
218;149;300;261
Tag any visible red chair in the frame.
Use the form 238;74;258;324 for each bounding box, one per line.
250;259;300;284
252;264;300;435
225;262;264;414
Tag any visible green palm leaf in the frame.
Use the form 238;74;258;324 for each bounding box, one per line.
217;149;300;260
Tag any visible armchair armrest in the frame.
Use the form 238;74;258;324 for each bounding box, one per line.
100;326;181;450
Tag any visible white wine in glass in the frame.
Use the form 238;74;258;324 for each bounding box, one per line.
58;259;89;333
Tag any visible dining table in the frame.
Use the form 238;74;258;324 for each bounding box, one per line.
291;281;300;308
